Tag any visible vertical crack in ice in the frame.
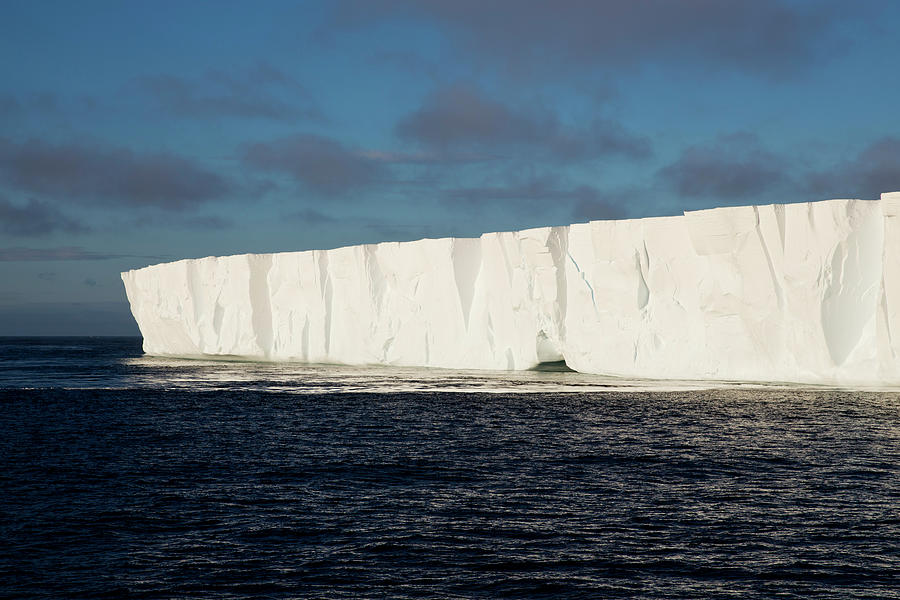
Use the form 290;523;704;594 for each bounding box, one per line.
774;203;786;249
548;227;568;340
248;254;274;356
754;206;784;309
365;244;386;315
498;235;514;287
880;288;896;361
186;260;202;349
568;251;599;314
451;237;482;331
880;208;897;361
301;315;310;361
486;312;496;355
636;243;650;311
317;251;333;357
212;297;224;338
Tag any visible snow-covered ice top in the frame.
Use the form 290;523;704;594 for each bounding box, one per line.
122;192;900;385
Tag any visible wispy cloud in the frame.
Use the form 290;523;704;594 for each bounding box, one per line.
572;190;637;222
241;133;387;196
0;91;105;124
0;91;60;117
0;94;19;118
658;133;788;202
131;213;234;230
442;175;630;219
340;0;850;81
806;137;900;200
0;197;87;236
139;61;322;121
0;137;231;210
282;207;439;242
284;208;340;224
0;246;165;261
397;84;651;161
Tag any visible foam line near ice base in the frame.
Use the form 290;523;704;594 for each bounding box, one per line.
122;192;900;385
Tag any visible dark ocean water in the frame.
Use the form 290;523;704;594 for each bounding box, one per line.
1;337;899;599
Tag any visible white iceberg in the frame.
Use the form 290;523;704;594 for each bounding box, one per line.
122;192;900;385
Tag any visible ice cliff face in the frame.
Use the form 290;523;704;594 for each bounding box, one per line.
122;192;900;384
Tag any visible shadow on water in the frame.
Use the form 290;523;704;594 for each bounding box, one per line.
530;360;575;372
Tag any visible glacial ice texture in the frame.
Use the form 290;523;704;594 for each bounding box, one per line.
122;193;900;384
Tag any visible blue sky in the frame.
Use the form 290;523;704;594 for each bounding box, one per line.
2;0;899;335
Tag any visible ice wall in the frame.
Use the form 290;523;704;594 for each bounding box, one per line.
122;192;900;384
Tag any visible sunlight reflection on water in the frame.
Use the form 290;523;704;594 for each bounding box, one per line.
4;337;900;394
124;355;849;395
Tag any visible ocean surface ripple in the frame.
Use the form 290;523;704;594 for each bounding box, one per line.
1;337;899;598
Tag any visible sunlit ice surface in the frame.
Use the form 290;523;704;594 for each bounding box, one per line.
123;194;900;386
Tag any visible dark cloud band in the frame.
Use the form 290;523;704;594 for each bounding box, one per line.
241;133;387;196
0;137;231;210
0;197;87;236
338;0;846;81
397;84;650;161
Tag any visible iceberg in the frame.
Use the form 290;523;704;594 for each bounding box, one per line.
122;192;900;385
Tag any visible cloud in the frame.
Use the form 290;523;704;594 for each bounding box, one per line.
361;148;494;165
363;220;438;240
131;214;234;230
0;197;87;236
285;208;340;224
183;215;233;230
396;84;650;160
0;92;59;117
0;246;159;261
0;94;22;118
658;133;788;202
552;120;652;161
139;61;322;121
397;85;546;148
0;137;231;209
371;50;439;80
241;133;387;195
281;207;439;242
0;92;104;122
806;137;900;200
25;91;60;113
572;195;633;222
443;175;628;218
340;0;848;81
